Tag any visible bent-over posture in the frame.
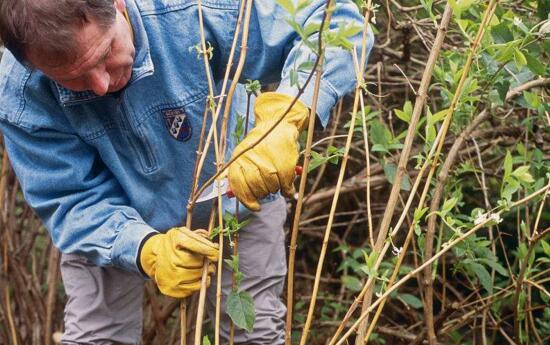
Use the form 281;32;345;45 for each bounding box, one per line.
0;0;372;343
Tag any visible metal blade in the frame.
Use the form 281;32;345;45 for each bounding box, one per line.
195;178;230;203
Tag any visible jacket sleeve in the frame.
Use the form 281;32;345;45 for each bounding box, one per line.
240;0;374;127
0;121;157;274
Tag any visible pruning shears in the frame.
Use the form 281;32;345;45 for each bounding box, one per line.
196;165;303;203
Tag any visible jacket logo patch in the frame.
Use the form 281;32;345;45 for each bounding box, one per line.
162;108;192;142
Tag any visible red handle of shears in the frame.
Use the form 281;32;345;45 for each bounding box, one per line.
226;165;303;199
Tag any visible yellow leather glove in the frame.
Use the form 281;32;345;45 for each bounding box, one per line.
228;92;309;211
140;227;219;298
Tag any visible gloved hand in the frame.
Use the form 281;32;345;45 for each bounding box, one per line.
140;227;219;298
228;92;309;211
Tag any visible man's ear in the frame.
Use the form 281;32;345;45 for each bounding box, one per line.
114;0;126;12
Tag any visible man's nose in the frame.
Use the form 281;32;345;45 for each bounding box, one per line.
88;68;110;96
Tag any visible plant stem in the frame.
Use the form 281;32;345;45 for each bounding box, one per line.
214;183;224;345
299;6;372;343
187;0;247;217
306;100;343;198
188;0;222;342
190;0;252;342
422;109;490;344
44;245;60;345
284;1;337;341
328;3;454;343
217;0;255;158
298;58;355;345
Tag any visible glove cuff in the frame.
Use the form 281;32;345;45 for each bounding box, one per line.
254;92;309;130
137;232;162;278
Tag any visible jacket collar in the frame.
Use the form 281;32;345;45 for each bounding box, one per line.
55;0;154;106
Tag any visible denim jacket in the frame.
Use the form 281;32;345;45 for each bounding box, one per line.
0;0;373;274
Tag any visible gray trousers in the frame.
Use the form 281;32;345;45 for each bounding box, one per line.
60;197;287;345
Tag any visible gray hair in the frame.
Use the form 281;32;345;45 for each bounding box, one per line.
0;0;116;64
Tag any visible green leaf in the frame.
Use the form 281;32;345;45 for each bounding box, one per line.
342;275;363;292
383;163;412;191
491;22;514;44
203;336;211;345
520;220;531;242
503;151;513;182
524;52;547;76
496;41;519;63
425;108;437;143
441;197;458;216
478;258;509;277
502;179;520;202
420;0;434;14
289;69;300;88
224;255;240;273
296;0;313;12
394;109;409;123
523;91;541;109
371;144;389;154
276;0;296;16
518;242;528;260
388;143;404;150
227;291;256;332
513;48;527;69
362;250;379;278
286;21;305;39
302;23;321;38
429;108;449;126
394;101;412;123
516;142;527;158
399;293;423;309
414;223;422;236
414;207;429;223
308;151;327;172
449;0;479;18
232;113;246;145
297;61;315;72
495;80;511;102
353;248;365;259
541;240;550;257
468;262;493;294
244;79;261;94
370;120;390;148
327;145;344;164
512;165;535;184
338;22;363;38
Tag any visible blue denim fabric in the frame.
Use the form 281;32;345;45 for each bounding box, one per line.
0;0;373;273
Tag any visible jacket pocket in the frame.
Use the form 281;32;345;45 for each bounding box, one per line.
119;96;158;174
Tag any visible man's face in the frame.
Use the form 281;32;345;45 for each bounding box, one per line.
27;0;135;96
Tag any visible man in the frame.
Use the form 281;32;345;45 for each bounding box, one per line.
0;0;372;343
